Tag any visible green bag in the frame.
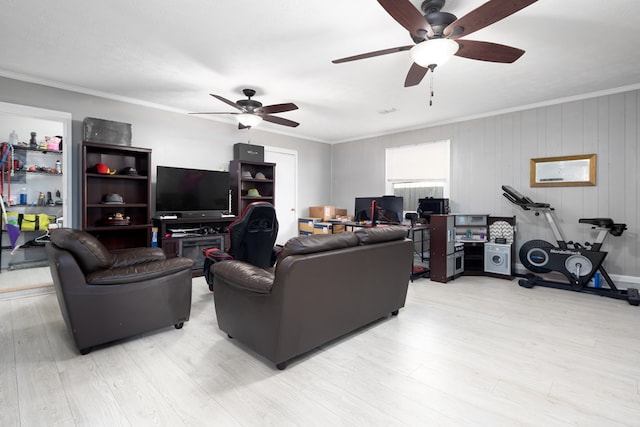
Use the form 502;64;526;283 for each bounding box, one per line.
4;213;54;231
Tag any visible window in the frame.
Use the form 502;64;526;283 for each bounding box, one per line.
385;140;450;212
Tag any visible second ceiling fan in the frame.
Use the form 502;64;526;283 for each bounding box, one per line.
333;0;538;87
191;89;299;129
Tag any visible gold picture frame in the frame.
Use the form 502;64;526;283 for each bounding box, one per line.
530;154;596;187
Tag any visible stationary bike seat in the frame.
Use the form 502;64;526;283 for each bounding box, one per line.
579;218;614;228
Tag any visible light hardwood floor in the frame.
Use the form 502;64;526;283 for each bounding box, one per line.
0;266;53;298
1;275;639;426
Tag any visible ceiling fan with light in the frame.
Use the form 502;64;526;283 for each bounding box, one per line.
333;0;538;88
190;89;299;128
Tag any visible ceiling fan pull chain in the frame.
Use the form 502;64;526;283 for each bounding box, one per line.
429;64;436;106
429;71;434;106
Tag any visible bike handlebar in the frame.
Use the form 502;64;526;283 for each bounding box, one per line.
502;185;627;236
501;185;550;210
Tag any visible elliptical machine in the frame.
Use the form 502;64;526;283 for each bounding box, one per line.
502;185;639;306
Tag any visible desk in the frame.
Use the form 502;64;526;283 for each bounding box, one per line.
343;222;429;280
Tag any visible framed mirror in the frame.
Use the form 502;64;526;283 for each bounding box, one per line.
530;154;596;187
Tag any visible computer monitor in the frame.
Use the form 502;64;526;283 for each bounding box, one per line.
354;196;403;224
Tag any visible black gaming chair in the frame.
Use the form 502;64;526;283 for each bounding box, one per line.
203;201;279;290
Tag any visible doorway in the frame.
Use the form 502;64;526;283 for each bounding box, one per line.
264;146;298;246
0;102;73;295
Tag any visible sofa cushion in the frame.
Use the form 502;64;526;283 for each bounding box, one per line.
355;225;407;245
86;257;194;285
277;232;359;263
213;261;275;294
50;228;113;274
111;247;166;268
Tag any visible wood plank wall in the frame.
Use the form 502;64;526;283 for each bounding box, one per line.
332;90;639;281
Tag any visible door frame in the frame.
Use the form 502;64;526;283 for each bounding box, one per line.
263;145;298;243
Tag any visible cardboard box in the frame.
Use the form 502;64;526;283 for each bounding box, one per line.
313;222;345;234
233;143;265;162
331;223;345;234
336;208;348;217
298;217;321;234
309;206;335;221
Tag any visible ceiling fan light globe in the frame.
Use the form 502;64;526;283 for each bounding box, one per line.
409;38;459;67
237;113;262;128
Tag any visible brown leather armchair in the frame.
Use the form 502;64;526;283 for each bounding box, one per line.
46;228;194;354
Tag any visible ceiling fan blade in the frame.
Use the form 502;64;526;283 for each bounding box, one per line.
455;40;524;63
377;0;433;39
444;0;538;39
255;103;298;114
210;94;243;111
404;62;429;87
332;45;413;64
189;112;238;115
261;114;299;128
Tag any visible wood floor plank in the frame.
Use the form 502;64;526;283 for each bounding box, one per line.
120;332;241;426
2;275;639;425
36;291;131;427
11;296;74;426
0;297;19;427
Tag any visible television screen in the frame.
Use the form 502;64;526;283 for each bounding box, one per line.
354;196;403;224
156;166;229;216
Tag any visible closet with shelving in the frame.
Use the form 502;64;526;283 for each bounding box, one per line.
0;101;72;271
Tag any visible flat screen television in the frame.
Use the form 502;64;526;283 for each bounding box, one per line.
155;166;230;217
354;196;403;224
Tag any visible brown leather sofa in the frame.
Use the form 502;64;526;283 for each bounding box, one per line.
212;225;413;369
46;228;194;354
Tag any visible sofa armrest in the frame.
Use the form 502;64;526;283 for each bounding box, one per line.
87;257;194;285
213;260;274;294
111;247;167;268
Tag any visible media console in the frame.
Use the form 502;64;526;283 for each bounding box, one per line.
152;215;236;276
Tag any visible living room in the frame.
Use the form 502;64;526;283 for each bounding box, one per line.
2;1;640;425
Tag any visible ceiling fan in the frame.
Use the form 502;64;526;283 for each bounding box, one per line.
333;0;538;88
190;89;299;128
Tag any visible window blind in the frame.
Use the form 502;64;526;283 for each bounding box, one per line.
385;140;450;182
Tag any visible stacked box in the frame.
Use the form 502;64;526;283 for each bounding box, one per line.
313;222;345;235
309;206;349;221
327;219;345;234
298;217;321;235
309;206;335;221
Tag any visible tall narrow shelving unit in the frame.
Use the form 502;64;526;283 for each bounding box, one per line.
229;160;275;215
82;142;152;250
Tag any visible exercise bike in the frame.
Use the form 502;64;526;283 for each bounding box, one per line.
502;185;639;306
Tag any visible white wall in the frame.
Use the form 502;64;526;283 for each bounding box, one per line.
333;90;640;280
3;75;637;280
0;76;332;227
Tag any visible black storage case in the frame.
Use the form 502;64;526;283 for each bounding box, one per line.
83;117;132;146
233;143;264;162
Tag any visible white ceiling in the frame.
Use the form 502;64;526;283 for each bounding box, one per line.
2;0;640;143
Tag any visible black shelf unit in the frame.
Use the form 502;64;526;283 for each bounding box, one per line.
229;160;275;216
82;142;152;250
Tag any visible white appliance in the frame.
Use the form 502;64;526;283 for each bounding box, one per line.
484;242;512;275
